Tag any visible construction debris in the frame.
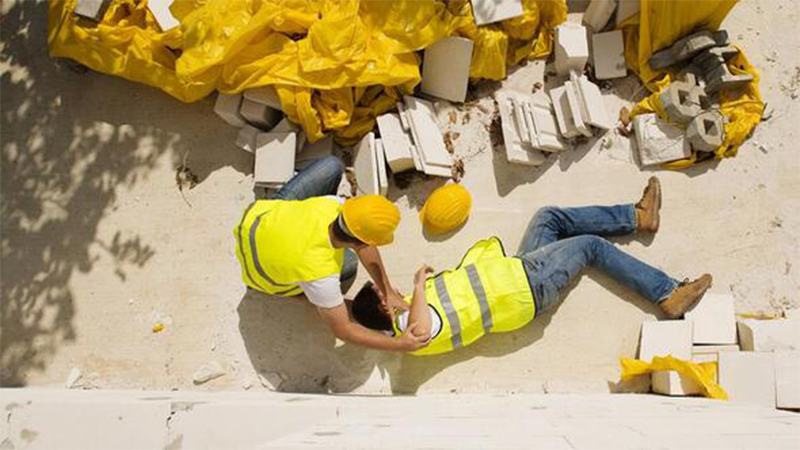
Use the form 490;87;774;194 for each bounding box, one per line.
685;293;737;344
718;352;776;407
649;30;729;70
376;113;415;173
554;24;589;76
422;37;474;103
214;93;247;127
639;321;692;362
583;0;616;33
615;0;640;27
240;97;282;130
775;351;800;409
148;0;179;32
403;96;453;177
686;111;725;153
374;139;389;195
659;73;708;125
73;0;106;21
651;370;702;397
632;113;691;166
243;85;283;111
497;90;564;167
353;132;381;196
592;31;627;80
65;367;83;389
235;125;260;154
471;0;524;26
737;318;800;352
192;361;226;385
253;133;296;188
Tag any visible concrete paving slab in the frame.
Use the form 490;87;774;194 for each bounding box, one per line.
422;37;474;103
737;319;800;352
685;293;737;344
254;132;296;186
592;31;627;80
376;113;415;173
639;321;693;362
549;85;581;138
718;351;776;408
633;113;691;166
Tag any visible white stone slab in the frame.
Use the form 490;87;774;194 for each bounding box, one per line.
240;98;282;130
254;133;296;186
639;321;693;362
564;80;593;137
737;319;800;352
592;30;627;80
775;351;800;409
497;91;547;167
549;86;580;138
526;98;567;152
148;0;179;31
374;139;389;196
422;37;474;103
74;0;105;20
404;96;452;169
554;24;589;75
214;93;247;127
685;293;737;345
574;74;614;130
652;370;702;396
243;85;283;110
353;132;380;196
583;0;616;33
718;352;776;408
235;125;260;153
471;0;524;26
633;113;691;166
616;0;641;26
376;113;415;173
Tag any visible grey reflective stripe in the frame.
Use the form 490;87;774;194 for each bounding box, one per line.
434;275;463;348
237;202;264;291
249;213;293;288
465;264;493;332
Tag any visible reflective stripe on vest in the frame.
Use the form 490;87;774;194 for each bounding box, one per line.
434;275;463;349
465;264;493;332
237;208;300;296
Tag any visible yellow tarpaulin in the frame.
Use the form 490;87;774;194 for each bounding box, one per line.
48;0;566;144
620;0;763;169
620;356;728;400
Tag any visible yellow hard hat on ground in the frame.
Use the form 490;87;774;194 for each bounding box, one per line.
420;184;472;235
341;195;401;246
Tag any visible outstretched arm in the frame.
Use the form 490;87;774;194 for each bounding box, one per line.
406;265;434;339
317;304;428;352
355;246;408;314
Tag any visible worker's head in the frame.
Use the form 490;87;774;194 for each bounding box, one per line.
338;195;400;247
351;281;392;332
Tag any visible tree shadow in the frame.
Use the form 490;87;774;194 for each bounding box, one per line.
0;1;249;386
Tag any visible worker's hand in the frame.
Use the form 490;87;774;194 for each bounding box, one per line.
414;265;434;285
395;323;430;351
381;287;409;317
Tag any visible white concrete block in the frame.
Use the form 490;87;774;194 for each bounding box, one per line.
243;85;283;110
254;133;296;186
574;74;613;130
693;344;740;354
404;96;453;174
471;0;524;26
235;125;260;153
376;113;415;173
633;113;691;166
74;0;106;20
497;91;548;167
240;98;282;130
564;80;593;137
525;97;567;152
685;293;737;345
549;86;580;139
775;351;800;409
273;118;306;151
639;320;693;362
353;132;380;196
692;353;718;364
583;0;616;33
616;0;641;26
737;319;800;352
554;25;589;76
148;0;179;31
214;93;247;127
422;37;474;103
592;30;627;80
718;352;776;408
652;370;702;396
374;139;389;196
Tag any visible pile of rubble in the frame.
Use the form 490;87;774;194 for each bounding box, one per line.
638;294;798;410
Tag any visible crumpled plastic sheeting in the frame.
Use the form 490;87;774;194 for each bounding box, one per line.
620;0;764;169
48;0;566;144
620;356;728;400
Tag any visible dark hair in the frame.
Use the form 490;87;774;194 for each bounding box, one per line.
331;215;365;246
351;282;392;331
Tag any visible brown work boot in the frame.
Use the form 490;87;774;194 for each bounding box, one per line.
635;176;661;233
659;274;713;319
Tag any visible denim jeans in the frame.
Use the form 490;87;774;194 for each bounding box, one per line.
516;205;678;314
268;155;357;288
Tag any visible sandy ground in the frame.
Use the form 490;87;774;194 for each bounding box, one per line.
2;0;798;395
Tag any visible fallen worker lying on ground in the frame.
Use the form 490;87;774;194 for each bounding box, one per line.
234;155;428;352
351;177;713;355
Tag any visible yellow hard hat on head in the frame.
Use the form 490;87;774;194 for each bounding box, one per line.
420;184;472;235
341;195;401;246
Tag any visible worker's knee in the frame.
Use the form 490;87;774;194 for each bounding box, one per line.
571;235;610;257
318;154;345;176
532;206;563;226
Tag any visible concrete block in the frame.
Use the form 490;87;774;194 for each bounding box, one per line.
693;344;740;355
554;25;589;76
592;31;626;80
235;125;260;153
564;80;593;137
374;139;389;196
422;37;474;103
737;319;800;352
471;0;524;26
639;320;693;362
685;293;737;344
659;73;707;125
243;85;283;111
649;30;729;70
497;91;548;167
148;0;179;31
583;0;616;33
403;96;453;175
240;98;282;130
705;63;754;95
353;132;380;196
574;74;614;130
692;353;718;365
525;97;567;152
214;93;247;127
652;371;703;396
775;351;800;409
74;0;106;20
376;113;415;173
686;111;725;152
692;46;740;74
272;118;306;151
254;133;296;186
633;113;691;166
549;86;580;139
718;352;776;407
615;0;640;26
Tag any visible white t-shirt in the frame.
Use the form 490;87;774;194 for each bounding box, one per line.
298;196;345;309
390;305;443;339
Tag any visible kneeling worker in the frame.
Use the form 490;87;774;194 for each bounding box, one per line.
351;177;713;354
234;155;428;352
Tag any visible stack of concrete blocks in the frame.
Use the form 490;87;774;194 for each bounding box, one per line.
591;30;627;80
639;321;703;397
649;30;729;71
470;0;524;26
148;0;179;31
353;132;388;196
632;113;691;166
214;93;249;127
659;73;708;125
253;133;296;189
691;45;754;94
549;73;613;141
401;96;454;177
497;90;565;166
554;24;589;76
422;37;474;103
583;0;616;33
73;0;107;20
685;294;740;383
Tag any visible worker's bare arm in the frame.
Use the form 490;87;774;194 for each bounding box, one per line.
407;265;434;339
317;304;428;352
355;246;408;314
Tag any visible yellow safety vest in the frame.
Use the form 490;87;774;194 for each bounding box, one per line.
233;197;345;297
393;237;535;355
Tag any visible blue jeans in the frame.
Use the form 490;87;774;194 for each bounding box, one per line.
268;155;357;288
516;205;678;314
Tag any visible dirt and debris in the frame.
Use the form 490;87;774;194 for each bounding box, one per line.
618;107;633;137
345;169;359;197
451;158;465;183
443;131;461;154
448;110;457;124
175;152;198;207
779;66;800;99
532;81;543;93
461;112;471;125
